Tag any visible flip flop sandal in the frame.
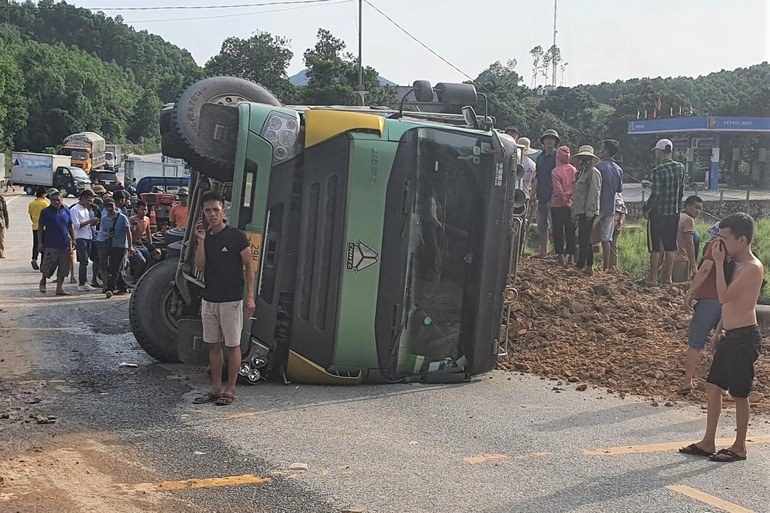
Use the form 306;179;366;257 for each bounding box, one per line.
709;448;746;462
678;443;713;457
215;394;235;406
193;392;220;404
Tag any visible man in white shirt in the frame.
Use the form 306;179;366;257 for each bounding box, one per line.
70;190;99;292
516;137;537;198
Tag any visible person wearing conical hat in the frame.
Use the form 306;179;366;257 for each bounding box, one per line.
571;145;602;276
532;129;560;257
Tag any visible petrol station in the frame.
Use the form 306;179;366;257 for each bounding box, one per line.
627;116;770;191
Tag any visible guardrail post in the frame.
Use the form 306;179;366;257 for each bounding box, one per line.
720;190;724;202
746;189;750;201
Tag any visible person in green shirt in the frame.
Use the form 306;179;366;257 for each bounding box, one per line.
642;138;684;285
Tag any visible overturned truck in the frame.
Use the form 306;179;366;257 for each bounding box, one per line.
129;77;527;384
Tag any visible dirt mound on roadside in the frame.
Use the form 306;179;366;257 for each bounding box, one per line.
498;257;770;414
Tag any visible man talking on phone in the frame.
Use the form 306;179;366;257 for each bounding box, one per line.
193;191;256;406
680;213;764;462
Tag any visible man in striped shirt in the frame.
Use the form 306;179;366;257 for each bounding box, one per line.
642;139;684;285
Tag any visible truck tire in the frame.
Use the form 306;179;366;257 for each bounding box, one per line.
171;77;281;182
129;258;181;363
160;103;187;159
24;185;35;195
59;187;69;198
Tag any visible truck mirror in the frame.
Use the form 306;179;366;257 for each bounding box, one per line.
434;83;478;106
513;188;527;215
461;106;479;129
513;163;525;182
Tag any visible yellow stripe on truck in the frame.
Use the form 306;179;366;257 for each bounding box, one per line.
304;110;384;148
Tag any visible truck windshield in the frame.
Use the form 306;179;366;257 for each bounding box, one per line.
70;150;89;160
70;168;89;180
381;128;492;377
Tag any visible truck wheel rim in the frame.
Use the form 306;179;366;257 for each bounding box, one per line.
160;288;179;332
206;93;251;106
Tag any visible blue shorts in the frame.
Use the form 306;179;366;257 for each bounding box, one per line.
687;298;722;349
597;214;615;243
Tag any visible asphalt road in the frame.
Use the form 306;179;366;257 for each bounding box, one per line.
1;190;769;513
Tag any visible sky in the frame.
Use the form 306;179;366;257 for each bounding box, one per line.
77;0;770;87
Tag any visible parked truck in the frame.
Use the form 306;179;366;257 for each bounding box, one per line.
11;152;91;197
129;77;525;385
124;159;187;183
60;132;106;173
105;144;121;171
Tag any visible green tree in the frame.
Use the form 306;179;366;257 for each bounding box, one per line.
128;89;162;142
301;29;394;106
0;52;28;150
205;31;295;103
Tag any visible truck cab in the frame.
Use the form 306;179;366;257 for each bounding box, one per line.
130;77;523;385
53;166;91;198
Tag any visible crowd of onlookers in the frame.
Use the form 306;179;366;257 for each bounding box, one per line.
504;127;713;283
0;183;188;297
508;126;765;463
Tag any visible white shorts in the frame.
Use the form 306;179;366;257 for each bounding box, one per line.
201;299;243;347
597;214;615;243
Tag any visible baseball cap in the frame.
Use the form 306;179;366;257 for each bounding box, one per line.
113;190;128;200
652;138;673;152
103;197;116;205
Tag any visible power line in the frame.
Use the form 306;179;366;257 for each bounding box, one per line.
363;0;519;119
87;0;339;11
125;0;348;23
363;0;476;84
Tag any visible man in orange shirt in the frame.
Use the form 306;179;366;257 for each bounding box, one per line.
168;187;189;230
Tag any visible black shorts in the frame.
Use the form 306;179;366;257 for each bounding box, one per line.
706;325;762;398
647;213;678;252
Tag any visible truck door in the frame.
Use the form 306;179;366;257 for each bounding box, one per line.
53;167;68;189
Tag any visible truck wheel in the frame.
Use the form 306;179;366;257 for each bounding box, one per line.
171;77;281;182
160;103;187;160
59;187;69;198
129;258;181;363
24;185;34;195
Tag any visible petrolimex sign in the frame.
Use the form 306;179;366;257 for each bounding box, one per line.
628;117;770;134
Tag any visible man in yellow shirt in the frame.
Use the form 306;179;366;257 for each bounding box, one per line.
28;187;50;270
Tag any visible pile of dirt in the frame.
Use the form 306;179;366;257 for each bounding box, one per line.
498;257;770;414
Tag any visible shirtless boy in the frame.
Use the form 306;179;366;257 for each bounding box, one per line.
679;213;764;462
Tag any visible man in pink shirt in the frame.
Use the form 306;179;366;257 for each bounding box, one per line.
550;146;577;266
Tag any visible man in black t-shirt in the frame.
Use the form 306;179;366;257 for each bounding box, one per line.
193;191;255;406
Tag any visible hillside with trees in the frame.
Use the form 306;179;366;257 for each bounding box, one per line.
474;60;769;175
0;0;766;180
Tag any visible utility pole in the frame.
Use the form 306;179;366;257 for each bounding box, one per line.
356;0;366;106
552;0;558;87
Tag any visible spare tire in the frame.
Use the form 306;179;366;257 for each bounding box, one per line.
160;103;187;159
171;77;281;182
129;258;181;363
